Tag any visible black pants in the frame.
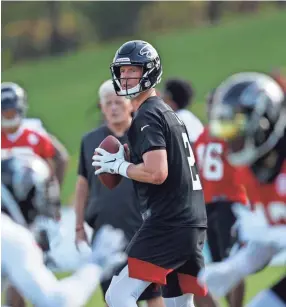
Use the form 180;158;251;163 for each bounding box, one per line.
206;201;237;262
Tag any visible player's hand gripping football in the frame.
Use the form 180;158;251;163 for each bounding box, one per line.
91;225;127;280
92;144;126;175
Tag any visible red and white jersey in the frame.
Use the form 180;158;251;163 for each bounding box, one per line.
1;126;55;160
194;127;248;205
237;163;286;225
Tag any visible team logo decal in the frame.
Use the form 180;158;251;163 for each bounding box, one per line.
139;45;157;59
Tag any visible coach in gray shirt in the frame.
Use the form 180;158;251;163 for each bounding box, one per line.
74;80;163;307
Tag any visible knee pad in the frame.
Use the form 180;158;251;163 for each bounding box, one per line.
105;275;135;307
105;273;149;307
164;294;194;307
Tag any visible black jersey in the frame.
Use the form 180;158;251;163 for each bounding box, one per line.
128;96;207;227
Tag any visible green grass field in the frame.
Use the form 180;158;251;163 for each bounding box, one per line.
55;266;285;306
2;10;286;306
2;266;284;306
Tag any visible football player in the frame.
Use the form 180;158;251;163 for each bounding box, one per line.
162;78;204;143
75;79;163;306
1;81;60;305
92;40;207;307
198;72;286;307
194;89;248;307
1;155;126;307
1;82;69;187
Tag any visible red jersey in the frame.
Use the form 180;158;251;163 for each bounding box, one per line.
194;127;247;205
2;127;55;160
237;163;286;225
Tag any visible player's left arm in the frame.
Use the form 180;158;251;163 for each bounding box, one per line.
123;111;168;184
48;133;70;188
126;149;168;184
93;110;168;184
38;134;63;219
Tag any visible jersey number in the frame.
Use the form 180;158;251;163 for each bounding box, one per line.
182;133;202;190
196;143;224;181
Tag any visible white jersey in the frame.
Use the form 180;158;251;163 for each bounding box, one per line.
1;213;101;307
176;109;204;143
22;118;48;136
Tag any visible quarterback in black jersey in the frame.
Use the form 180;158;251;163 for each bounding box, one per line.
92;40;207;306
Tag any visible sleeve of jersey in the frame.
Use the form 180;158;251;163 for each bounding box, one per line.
2;216;101;307
135;110;166;156
77;138;88;178
41;135;56;159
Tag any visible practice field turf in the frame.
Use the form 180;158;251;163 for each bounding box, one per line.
2;266;284;306
2;10;286;204
54;266;284;306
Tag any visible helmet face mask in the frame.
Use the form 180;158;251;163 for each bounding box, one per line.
1;110;23;129
1;82;27;129
110;40;162;99
209;72;286;170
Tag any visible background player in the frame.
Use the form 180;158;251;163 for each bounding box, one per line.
1;82;69;188
198;72;286;307
162;78;204;143
194;89;248;307
1;155;126;307
92;40;207;307
1;82;64;306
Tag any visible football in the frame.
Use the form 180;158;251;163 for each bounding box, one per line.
95;135;122;189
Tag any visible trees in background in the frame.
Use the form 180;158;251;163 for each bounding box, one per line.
2;1;284;68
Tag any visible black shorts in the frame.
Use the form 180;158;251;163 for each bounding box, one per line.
127;223;207;297
271;276;286;303
206;201;237;262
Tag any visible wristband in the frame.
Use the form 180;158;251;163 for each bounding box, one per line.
118;161;131;178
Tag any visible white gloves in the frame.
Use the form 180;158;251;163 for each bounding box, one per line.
232;203;269;244
233;204;286;249
92;145;131;178
91;225;127;280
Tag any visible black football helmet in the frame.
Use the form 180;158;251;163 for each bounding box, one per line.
1;155;60;225
209;72;285;181
110;40;162;98
1;82;27;128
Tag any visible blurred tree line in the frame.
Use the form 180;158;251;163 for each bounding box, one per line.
2;1;285;69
